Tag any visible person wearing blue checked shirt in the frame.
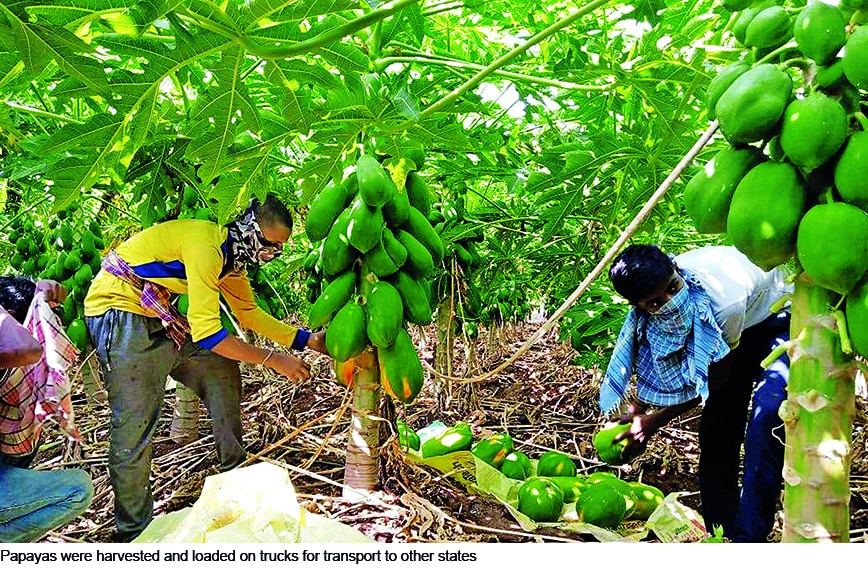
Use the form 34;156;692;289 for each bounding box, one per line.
599;244;792;542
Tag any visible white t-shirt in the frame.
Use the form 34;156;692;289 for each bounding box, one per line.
675;246;792;347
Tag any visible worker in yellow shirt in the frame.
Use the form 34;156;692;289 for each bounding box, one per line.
84;194;327;541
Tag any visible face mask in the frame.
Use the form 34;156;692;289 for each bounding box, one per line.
227;205;284;271
653;281;690;317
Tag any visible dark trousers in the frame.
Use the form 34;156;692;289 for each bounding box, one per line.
87;310;246;542
698;311;789;542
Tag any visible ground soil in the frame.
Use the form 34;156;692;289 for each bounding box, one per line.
38;322;868;543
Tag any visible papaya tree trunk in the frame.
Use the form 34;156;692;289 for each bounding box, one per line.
170;381;200;445
782;275;856;542
434;297;454;410
343;348;381;496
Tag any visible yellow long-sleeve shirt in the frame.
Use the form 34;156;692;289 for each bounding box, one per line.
84;219;307;350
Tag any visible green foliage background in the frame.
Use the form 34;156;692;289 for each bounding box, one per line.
0;0;735;356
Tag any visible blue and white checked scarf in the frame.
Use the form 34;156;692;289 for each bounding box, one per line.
599;269;730;414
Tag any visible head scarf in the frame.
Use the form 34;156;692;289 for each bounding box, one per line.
599;268;730;414
226;203;284;272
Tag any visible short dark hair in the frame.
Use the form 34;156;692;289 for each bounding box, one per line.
253;194;293;232
0;275;36;324
609;244;675;304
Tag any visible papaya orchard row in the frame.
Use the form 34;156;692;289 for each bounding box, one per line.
684;0;868;355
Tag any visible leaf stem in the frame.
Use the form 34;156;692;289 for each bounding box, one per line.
239;0;424;60
3;101;83;125
375;55;614;91
416;0;613;120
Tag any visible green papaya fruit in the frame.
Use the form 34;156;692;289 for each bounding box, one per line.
65;319;89;353
793;1;847;64
320;208;356;278
356;154;393;207
500;451;533;480
727;162;806;270
628;482;665;521
471;433;515;468
308;271;357;329
744;6;792;49
403;206;445;265
517;478;564;523
536;450;577;477
362;240;400;278
378;327;424;404
796;202;868;294
842;25;868;90
715;63;793;144
577;483;626;529
420;422;473;458
390;270;432;325
306;180;353;242
547;477;589;503
845;277;868;358
732;0;778;45
395;229;435;279
684;146;765;234
405;172;432;216
705;62;751;121
325;301;369;361
593;422;630;465
780;93;848;173
396;419;421;451
365;281;403;348
815;59;847;89
835;131;868;211
382;227;408;268
346;196;385;254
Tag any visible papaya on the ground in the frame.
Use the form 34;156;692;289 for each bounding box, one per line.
577;482;627;529
536;450;577;478
517;477;565;523
500;451;533;480
471;432;515;468
420;422;473;458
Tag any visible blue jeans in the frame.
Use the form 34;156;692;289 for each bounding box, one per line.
87;310;246;542
0;452;93;542
698;311;789;542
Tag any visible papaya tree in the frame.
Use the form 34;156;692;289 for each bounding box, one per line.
0;0;744;504
681;0;867;542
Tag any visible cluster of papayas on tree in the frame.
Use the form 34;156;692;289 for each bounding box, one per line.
6;206;104;352
398;419;664;529
684;0;868;354
302;147;443;403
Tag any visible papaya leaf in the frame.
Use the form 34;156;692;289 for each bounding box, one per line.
26;0;140;28
209;153;271;223
392;87;420;121
317;41;370;75
0;9;109;95
183;47;260;183
405;2;425;45
295;153;346;203
242;0;357;32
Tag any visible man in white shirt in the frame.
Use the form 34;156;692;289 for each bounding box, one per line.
600;244;791;542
